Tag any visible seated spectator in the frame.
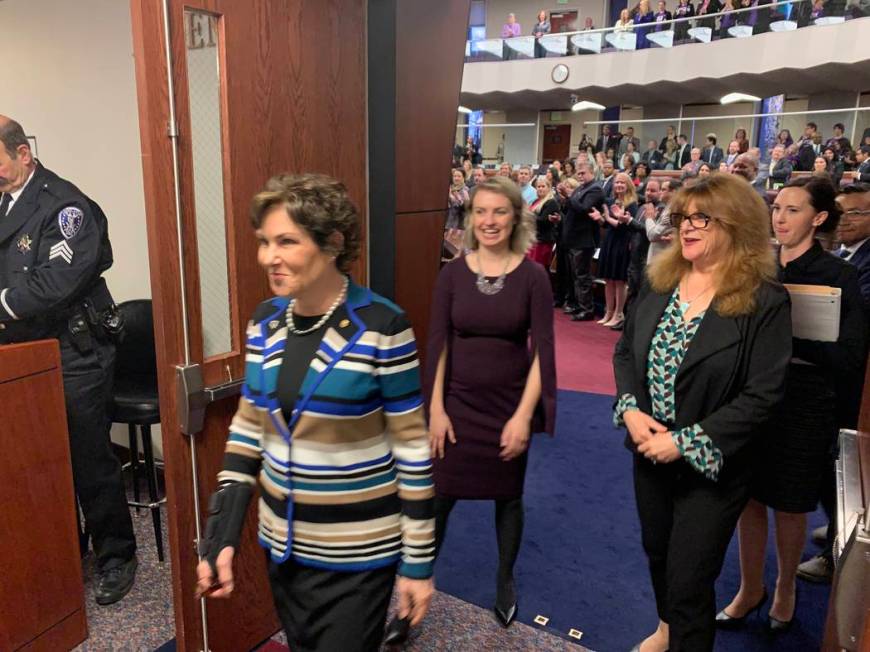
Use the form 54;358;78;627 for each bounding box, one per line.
730;152;770;202
698;162;713;178
614;8;635;31
777;129;794;149
498;162;513;177
673;0;695;40
564;160;576;179
762;144;793;189
725;140;741;167
681;147;703;178
528;176;560;268
642;139;665;169
447;168;470;230
646;178;681;261
702;134;724;167
654;1;673;30
854;145;870;182
532;10;551;57
471;166;486;188
659;126;678;153
822;147;844;187
719;161;730;173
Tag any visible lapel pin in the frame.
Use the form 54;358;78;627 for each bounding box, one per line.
269;320;279;329
17;234;32;253
339;319;350;328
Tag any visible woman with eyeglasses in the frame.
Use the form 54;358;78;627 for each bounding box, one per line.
717;177;868;636
613;173;791;652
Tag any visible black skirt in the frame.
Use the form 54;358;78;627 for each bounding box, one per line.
267;555;397;652
752;364;838;513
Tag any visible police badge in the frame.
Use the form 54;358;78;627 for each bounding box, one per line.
58;206;85;239
17;234;32;253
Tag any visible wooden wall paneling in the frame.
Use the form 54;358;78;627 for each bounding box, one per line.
395;0;472;214
0;341;87;651
394;211;448;363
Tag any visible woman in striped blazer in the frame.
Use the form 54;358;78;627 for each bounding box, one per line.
195;174;435;652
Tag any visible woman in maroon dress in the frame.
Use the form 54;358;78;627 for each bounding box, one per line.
425;175;557;626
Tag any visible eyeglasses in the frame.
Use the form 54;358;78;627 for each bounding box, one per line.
670;211;717;230
842;209;870;218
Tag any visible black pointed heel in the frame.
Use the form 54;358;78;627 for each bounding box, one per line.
715;589;768;630
383;616;410;646
766;586;798;634
494;601;518;627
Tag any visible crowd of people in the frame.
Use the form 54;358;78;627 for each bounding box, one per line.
490;1;866;56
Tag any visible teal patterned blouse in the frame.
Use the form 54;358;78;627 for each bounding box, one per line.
614;288;724;480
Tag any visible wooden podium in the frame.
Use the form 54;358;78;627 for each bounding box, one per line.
0;340;87;651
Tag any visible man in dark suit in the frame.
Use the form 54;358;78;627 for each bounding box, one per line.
724;140;741;168
760;144;793;189
642;139;665;170
619;127;641;157
676;134;692;168
701;134;724;168
562;162;605;320
825;123;852;154
795;122;820;171
854;146;870;182
596;125;621;155
600;159;616;199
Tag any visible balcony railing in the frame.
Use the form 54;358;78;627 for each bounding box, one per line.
466;0;854;61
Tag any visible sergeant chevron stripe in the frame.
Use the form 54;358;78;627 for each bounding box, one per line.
49;240;74;264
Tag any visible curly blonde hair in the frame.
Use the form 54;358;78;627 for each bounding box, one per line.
251;173;361;273
462;176;536;255
647;173;776;317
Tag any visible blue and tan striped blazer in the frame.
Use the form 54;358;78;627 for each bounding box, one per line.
217;280;435;578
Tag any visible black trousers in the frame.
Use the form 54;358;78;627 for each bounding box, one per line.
633;454;752;652
568;247;595;315
267;556;396;652
60;335;136;569
554;244;576;307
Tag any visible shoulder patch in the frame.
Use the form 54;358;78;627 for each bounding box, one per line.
58;206;84;239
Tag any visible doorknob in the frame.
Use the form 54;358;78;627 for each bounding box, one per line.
175;363;244;436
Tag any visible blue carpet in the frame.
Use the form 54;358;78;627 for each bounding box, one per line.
434;389;829;652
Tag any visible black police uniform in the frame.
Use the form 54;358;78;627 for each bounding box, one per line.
0;162;136;570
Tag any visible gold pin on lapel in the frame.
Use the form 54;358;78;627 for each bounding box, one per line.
339;319;350;328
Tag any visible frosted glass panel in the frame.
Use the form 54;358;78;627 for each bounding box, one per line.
185;11;232;358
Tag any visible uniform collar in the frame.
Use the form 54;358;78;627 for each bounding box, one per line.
4;166;36;207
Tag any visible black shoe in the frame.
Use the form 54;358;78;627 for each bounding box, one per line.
571;311;594;321
383;616;410;647
562;304;578;314
766;614;794;633
715;589;768;630
494;601;518;627
95;556;138;605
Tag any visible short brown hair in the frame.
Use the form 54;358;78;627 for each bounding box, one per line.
251;173;361;273
648;173;776;317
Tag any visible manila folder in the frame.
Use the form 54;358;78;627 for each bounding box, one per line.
783;284;841;342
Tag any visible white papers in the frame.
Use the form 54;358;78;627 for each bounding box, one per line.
784;284;841;342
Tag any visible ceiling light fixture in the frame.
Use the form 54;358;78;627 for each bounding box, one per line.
458;106;473;114
720;92;762;105
571;100;606;112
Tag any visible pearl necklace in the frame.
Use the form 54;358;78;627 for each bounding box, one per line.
286;276;348;335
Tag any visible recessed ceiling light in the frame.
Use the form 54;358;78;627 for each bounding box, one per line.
720;92;761;105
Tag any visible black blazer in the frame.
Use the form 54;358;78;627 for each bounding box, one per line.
676;144;692;168
614;281;792;462
533;198;561;244
562;181;605;249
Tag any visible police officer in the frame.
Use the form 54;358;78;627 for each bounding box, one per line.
0;116;137;604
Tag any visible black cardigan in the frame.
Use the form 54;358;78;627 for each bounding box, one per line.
613;280;792;464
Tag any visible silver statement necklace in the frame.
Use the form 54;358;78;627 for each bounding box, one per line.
286;275;349;335
475;252;512;295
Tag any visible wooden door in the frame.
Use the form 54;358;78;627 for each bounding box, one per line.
542;124;572;163
129;1;366;650
549;11;578;33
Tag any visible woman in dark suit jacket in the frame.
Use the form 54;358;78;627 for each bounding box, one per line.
673;0;695;40
613;173;791;652
527;176;560;269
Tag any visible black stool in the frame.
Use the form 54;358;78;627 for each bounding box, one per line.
111;300;165;561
